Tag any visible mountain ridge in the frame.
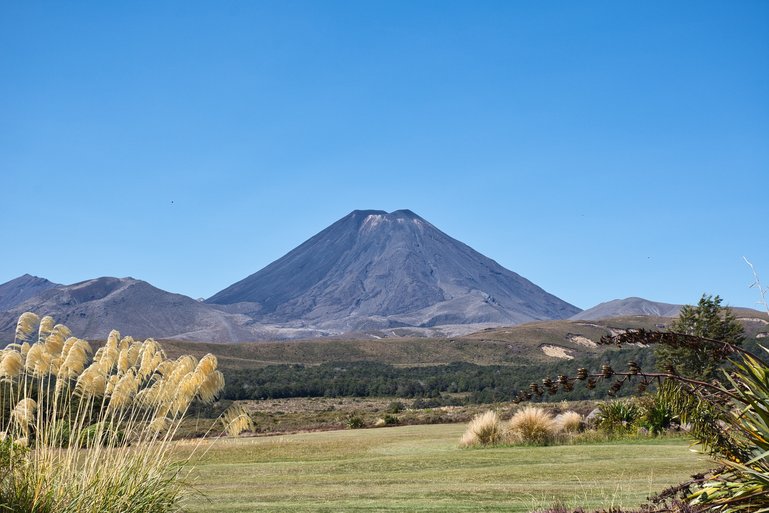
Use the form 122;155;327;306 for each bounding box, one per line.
0;274;61;311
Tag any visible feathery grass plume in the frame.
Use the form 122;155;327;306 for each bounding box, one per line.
12;398;37;433
75;365;107;398
508;406;557;445
197;370;225;403
137;338;161;378
0;313;228;513
59;337;90;378
149;415;171;433
460;410;505;447
195;353;218;377
37;315;55;343
221;403;254;437
554;411;583;433
170;355;197;382
126;340;142;368
105;374;120;395
0;350;23;380
44;324;70;357
25;343;54;377
118;335;133;351
108;370;137;410
117;347;130;374
15;312;39;344
94;331;120;374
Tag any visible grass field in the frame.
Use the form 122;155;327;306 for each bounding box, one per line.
179;423;712;513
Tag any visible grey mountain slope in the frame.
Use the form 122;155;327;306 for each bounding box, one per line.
0;274;61;311
0;277;265;343
208;209;581;330
570;297;682;321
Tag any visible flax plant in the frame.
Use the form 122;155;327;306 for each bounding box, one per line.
507;326;769;511
0;313;226;513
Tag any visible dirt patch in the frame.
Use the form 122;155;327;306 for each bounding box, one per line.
738;317;769;325
567;334;597;348
540;344;575;360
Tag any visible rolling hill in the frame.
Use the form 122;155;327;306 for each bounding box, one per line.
571;297;682;320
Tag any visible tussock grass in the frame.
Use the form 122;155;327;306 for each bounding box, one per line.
508;406;557;445
460;410;505;446
0;313;227;513
555;411;583;433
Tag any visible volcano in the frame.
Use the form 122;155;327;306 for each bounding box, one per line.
207;209;580;331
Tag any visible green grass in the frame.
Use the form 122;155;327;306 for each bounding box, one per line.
180;423;711;513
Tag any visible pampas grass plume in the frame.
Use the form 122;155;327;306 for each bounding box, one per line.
0;350;23;379
12;398;37;428
1;313;228;513
15;312;40;344
197;370;225;404
221;404;254;437
25;343;52;377
38;315;55;343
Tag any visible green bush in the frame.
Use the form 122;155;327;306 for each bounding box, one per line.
347;415;365;429
382;414;399;426
637;392;676;436
595;399;641;435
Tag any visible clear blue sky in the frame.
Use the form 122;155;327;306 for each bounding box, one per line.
1;1;767;310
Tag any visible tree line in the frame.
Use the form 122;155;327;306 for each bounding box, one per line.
221;346;654;404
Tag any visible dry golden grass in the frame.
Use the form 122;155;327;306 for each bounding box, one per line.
0;312;228;513
460;410;505;446
555;410;583;433
507;406;557;445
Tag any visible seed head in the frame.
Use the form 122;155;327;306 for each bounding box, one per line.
15;312;40;344
38;315;55;343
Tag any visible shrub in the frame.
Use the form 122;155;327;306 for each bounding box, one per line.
460;410;504;447
595;399;641;435
0;312;226;513
382;414;399;426
347;415;365;429
508;406;557;445
554;410;583;433
386;401;405;414
637;392;676;436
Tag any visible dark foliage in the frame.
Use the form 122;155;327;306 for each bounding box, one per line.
221;347;653;403
654;295;744;381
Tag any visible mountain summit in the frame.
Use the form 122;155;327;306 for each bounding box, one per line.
208;209;580;330
0;274;60;311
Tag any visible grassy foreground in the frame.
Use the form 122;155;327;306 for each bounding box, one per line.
179;423;711;513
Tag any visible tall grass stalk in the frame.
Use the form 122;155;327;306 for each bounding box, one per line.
0;313;226;513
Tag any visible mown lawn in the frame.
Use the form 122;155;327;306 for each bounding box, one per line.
180;423;711;513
